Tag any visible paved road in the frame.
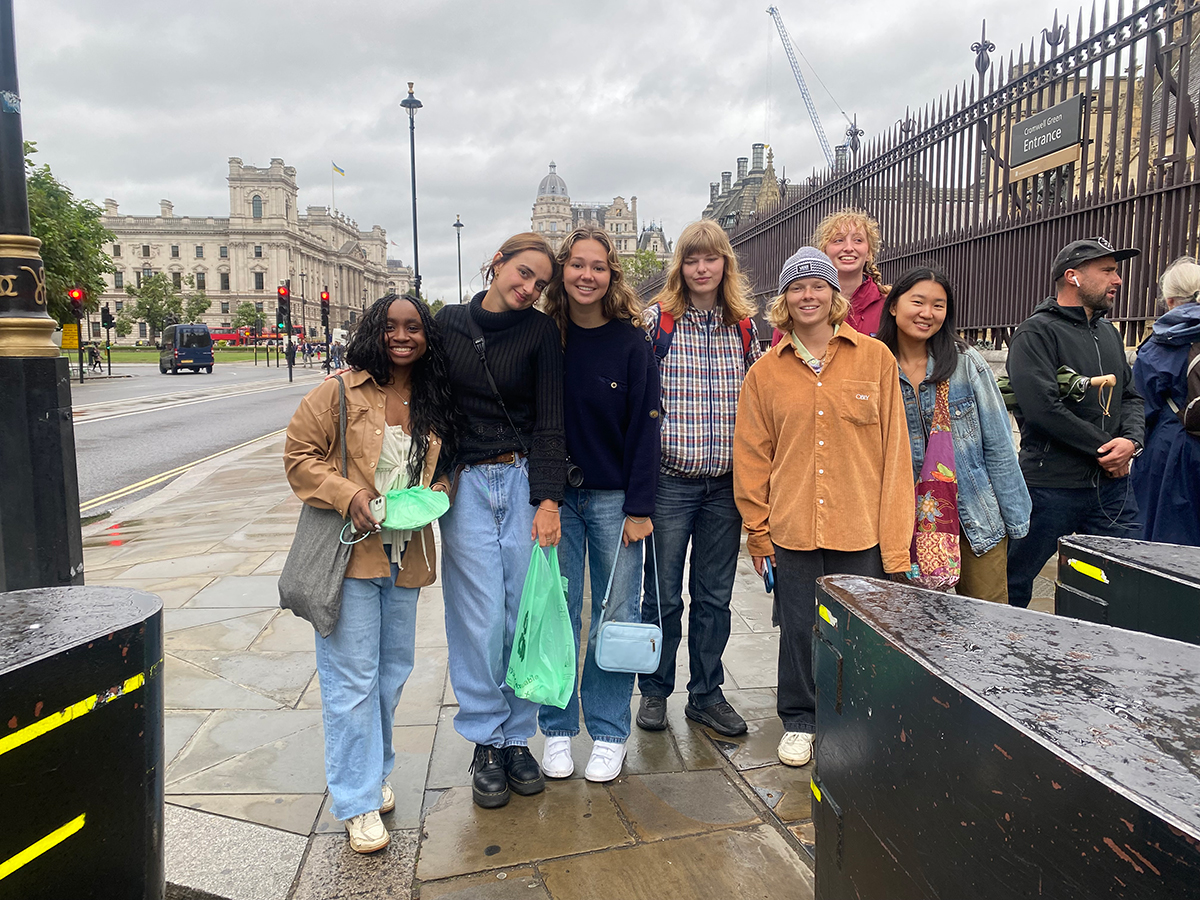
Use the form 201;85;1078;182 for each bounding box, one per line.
71;362;327;514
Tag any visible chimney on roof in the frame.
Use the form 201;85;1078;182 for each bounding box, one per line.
721;172;732;194
104;198;118;216
736;158;748;180
752;143;765;172
710;183;720;203
159;200;173;217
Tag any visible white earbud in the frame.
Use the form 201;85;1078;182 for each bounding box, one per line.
1071;275;1081;287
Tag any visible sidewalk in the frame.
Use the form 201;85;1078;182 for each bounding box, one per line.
82;436;1056;900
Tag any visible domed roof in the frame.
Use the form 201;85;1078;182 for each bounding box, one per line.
537;162;568;199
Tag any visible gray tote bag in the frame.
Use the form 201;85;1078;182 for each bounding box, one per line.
278;375;354;638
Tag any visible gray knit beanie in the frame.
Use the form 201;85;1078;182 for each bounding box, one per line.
778;247;839;295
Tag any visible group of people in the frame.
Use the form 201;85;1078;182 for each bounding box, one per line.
282;205;1198;854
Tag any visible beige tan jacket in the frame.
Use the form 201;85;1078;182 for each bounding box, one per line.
733;325;915;573
283;368;446;587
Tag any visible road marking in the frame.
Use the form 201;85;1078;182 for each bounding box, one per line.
78;429;287;514
0;814;86;881
0;672;148;758
74;379;314;425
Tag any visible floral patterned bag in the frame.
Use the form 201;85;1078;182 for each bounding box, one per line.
908;380;961;589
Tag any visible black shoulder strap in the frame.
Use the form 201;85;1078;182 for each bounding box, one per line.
464;305;529;456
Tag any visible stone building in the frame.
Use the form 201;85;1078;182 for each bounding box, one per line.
530;162;666;259
97;157;413;342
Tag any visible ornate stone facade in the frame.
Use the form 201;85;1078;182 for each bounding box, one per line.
98;157;413;341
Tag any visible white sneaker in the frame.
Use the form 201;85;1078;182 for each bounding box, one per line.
542;736;574;778
777;731;815;767
380;783;395;814
345;809;390;853
584;741;627;783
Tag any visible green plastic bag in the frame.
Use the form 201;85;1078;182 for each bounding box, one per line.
381;485;450;531
505;543;575;709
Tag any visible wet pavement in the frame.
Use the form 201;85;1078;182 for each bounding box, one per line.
81;435;1054;900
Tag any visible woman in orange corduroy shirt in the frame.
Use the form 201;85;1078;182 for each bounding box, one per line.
733;247;913;769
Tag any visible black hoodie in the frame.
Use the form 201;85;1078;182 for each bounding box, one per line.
1006;297;1145;487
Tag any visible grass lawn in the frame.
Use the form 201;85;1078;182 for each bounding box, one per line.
64;348;287;364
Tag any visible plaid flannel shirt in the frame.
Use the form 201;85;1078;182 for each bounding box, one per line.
645;302;763;477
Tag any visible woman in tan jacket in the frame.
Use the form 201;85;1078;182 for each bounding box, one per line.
733;248;913;770
284;293;456;853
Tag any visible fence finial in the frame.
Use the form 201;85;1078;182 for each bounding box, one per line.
972;20;996;79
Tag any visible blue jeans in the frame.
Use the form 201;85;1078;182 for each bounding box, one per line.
1007;478;1140;608
439;458;539;748
539;488;640;744
639;472;742;707
314;562;419;821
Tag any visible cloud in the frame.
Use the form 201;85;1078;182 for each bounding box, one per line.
17;0;1064;301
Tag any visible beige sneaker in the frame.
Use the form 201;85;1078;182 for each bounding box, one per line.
777;731;815;767
380;783;395;814
345;809;390;853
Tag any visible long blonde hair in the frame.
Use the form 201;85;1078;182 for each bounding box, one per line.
767;288;850;332
652;219;756;326
812;208;889;296
541;227;643;344
483;232;558;284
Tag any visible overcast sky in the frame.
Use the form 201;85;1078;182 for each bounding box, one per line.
19;0;1063;302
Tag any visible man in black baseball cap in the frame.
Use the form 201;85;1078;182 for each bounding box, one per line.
1004;237;1145;608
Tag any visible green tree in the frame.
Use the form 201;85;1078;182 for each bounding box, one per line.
623;248;665;286
113;316;132;338
181;275;211;323
429;299;445;316
232;301;264;331
120;272;181;340
25;141;115;324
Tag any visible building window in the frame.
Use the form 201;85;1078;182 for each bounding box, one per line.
172;272;182;290
195;245;204;259
220;301;230;314
219;245;228;258
252;195;263;219
142;244;151;257
254;301;263;313
550;222;557;232
254;272;264;291
138;322;147;338
195;272;206;291
349;311;357;325
113;271;123;290
254;245;263;258
91;321;101;338
220;272;230;291
171;245;179;258
115;300;123;312
113;244;121;257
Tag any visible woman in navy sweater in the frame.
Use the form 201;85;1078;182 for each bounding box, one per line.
538;226;661;782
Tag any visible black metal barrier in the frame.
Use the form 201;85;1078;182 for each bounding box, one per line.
812;574;1200;900
0;587;164;899
1056;535;1200;646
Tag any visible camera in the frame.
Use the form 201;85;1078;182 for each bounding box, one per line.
565;456;584;489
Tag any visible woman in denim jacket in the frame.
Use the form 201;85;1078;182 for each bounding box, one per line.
877;266;1031;602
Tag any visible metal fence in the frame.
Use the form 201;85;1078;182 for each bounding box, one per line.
642;0;1200;343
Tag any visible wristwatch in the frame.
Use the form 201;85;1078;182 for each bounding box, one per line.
1131;440;1144;458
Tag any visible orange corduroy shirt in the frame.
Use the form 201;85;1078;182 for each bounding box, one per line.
733;324;915;573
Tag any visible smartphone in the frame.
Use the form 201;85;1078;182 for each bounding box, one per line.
762;557;775;594
368;495;386;526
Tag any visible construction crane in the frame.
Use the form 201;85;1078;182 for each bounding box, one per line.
766;5;838;168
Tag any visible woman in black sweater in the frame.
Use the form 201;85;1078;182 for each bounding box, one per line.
434;232;565;809
537;227;661;783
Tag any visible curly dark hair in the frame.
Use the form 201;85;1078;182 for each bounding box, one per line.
346;293;458;485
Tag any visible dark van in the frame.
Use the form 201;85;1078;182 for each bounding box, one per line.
159;324;214;374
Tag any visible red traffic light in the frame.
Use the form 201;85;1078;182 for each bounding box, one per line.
67;287;84;302
320;290;329;302
277;286;290;299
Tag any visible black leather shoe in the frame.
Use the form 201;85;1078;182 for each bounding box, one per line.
502;745;545;795
684;699;748;736
636;695;668;731
470;744;510;808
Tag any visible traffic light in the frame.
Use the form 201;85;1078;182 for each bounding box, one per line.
68;287;85;319
276;285;290;330
320;288;330;328
101;304;114;329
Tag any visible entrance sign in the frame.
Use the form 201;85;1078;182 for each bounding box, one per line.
1010;94;1085;177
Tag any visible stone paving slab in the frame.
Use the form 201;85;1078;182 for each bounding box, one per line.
169;793;325;836
167;709;325;785
187;575;283;607
164;653;281;709
290;831;418;900
167;722;327;794
171;650;316;706
607;770;761;841
419;868;550;899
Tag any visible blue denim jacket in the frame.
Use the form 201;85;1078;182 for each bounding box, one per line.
899;346;1031;555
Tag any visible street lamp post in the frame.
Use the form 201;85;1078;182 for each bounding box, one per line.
400;82;423;297
453;215;464;303
298;271;307;337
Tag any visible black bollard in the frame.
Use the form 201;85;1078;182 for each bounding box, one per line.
811;574;1200;900
0;586;164;899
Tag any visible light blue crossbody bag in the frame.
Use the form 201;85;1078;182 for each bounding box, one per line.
594;532;663;674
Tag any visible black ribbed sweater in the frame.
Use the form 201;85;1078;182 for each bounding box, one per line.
436;294;565;504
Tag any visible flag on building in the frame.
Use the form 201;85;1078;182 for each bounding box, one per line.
332;162;346;176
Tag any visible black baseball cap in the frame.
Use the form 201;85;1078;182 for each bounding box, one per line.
1052;237;1140;281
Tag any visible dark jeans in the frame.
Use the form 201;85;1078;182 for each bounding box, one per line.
774;545;885;733
639;472;742;707
1007;478;1140;608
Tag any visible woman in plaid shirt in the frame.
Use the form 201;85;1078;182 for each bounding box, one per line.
635;219;763;737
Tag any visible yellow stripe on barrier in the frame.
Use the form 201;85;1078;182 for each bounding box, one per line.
818;604;838;628
0;673;145;758
0;814;86;881
1067;558;1110;584
811;781;822;803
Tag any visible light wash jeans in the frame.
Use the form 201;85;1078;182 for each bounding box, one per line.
539;488;641;744
439;457;539;748
314;561;419;821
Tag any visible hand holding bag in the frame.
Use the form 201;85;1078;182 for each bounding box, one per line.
908;380;962;590
505;542;576;708
278;375;355;638
594;532;663;674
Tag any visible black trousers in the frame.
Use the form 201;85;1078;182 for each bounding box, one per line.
774;544;885;732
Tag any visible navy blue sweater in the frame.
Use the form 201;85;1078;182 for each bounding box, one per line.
564;318;661;517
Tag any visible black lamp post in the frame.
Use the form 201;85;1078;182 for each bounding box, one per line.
453;215;464;303
400;82;423;297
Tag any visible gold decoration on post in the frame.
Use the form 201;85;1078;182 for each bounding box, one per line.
0;233;58;357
